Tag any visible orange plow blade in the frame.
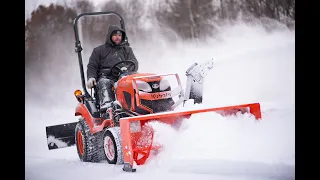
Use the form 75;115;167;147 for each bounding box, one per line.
120;102;261;172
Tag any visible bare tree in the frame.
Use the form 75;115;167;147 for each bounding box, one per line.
121;0;146;42
70;0;101;44
100;1;126;27
156;0;217;40
25;4;77;75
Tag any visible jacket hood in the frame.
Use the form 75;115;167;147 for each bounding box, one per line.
106;25;127;46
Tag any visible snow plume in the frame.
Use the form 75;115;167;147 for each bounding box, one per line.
146;22;293;168
131;19;294;173
133;21;294;108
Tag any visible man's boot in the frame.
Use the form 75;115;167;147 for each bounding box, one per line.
100;101;113;119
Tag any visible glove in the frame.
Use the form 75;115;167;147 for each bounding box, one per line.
86;78;96;89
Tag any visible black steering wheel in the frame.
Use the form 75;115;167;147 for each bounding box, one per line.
110;60;136;77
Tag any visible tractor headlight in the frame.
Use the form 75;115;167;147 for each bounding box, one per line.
135;80;152;92
74;89;83;102
159;79;170;91
130;121;141;132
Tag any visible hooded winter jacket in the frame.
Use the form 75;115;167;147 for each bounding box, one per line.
87;25;139;81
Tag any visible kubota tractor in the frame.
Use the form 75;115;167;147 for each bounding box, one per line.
46;11;262;172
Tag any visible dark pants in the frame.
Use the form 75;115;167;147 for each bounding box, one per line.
96;77;115;111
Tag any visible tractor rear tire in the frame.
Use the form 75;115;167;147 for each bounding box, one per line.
75;118;106;162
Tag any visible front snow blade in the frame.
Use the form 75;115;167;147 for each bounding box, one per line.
46;122;77;150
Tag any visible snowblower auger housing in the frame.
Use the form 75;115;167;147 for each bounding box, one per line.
45;11;262;173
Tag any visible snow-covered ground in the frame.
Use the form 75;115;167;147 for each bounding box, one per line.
25;22;295;180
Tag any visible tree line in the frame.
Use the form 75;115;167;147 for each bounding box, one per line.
25;0;295;77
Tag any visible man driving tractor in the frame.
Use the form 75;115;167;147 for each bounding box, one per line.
86;25;139;117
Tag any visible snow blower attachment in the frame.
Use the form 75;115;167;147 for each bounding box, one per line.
119;102;261;172
45;11;262;173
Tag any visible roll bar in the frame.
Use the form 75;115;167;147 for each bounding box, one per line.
73;11;126;98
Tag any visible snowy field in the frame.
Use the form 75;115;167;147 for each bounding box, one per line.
25;21;295;180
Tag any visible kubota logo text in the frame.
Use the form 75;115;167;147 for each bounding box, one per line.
151;92;171;99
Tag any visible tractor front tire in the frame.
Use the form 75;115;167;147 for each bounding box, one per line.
103;127;124;164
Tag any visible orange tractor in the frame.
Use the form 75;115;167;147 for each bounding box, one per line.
46;11;262;172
